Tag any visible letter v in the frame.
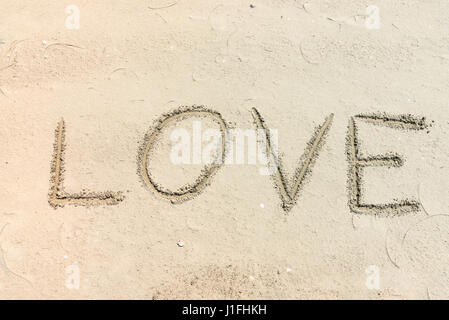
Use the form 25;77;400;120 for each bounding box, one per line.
251;108;334;211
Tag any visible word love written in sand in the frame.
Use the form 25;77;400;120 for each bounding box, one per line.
48;106;429;215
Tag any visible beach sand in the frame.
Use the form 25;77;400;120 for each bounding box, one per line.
1;0;449;299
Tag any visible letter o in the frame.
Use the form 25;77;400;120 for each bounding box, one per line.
139;107;227;202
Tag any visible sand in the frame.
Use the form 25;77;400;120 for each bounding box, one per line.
1;0;449;299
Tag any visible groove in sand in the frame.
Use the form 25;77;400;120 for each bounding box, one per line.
48;119;124;208
138;106;227;203
347;114;428;216
251;108;334;211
